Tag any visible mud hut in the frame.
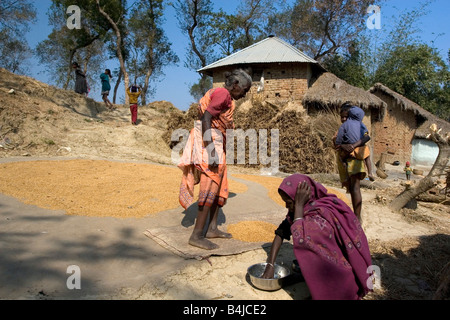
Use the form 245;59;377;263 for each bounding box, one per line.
198;36;325;105
370;83;450;166
303;72;387;153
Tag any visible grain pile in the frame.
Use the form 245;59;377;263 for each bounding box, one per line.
0;159;247;218
227;221;277;242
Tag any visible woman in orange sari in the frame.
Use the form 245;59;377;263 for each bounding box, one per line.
179;69;252;250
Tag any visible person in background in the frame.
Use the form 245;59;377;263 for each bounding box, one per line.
178;69;252;250
262;173;373;300
100;69;114;110
404;161;413;180
334;104;372;222
127;85;142;125
72;62;88;96
338;104;375;181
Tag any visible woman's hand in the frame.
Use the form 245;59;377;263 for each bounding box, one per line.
295;181;310;208
262;264;275;279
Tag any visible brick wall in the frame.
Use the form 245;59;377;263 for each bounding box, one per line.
211;63;310;104
371;93;416;163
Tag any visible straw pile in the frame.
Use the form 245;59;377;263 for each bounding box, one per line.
165;96;341;175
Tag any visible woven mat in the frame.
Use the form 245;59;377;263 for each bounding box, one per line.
144;207;284;261
143;175;288;260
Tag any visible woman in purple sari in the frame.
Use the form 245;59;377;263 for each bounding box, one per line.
262;174;373;300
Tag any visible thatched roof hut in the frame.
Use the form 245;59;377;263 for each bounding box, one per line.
370;83;450;138
303;72;387;116
369;83;450;165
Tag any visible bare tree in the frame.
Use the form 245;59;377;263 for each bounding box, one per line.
389;124;450;211
173;0;215;100
128;0;178;105
232;0;275;50
270;0;378;61
96;0;130;105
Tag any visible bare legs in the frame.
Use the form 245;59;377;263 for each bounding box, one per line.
189;200;232;250
365;157;375;181
102;94;114;110
349;175;362;223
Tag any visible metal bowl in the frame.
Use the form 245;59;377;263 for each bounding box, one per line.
247;262;291;291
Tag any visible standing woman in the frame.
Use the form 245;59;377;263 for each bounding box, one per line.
178;69;252;250
72;62;88;96
263;174;373;300
100;69;114;110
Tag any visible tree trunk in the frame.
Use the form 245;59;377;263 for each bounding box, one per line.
96;0;129;105
64;50;76;90
389;125;450;211
141;67;153;106
416;193;450;205
113;69;123;104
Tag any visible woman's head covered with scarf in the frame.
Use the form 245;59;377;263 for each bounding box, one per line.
277;173;373;299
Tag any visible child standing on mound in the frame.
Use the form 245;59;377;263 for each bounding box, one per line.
126;85;142;125
100;69;114;110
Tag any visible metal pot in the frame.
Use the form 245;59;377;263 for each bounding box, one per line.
247;262;291;291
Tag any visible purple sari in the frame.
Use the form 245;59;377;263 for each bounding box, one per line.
279;174;372;300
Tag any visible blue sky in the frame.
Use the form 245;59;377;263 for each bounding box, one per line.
25;0;450;111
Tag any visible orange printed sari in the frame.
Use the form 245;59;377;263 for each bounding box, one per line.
178;88;235;209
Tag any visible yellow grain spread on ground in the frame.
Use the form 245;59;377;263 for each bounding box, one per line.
227;220;277;243
0;160;247;218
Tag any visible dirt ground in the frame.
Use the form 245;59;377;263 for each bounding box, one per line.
0;68;449;300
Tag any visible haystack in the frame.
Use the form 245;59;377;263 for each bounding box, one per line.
165;96;339;174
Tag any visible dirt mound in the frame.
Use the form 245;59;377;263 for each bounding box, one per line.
0;68;177;163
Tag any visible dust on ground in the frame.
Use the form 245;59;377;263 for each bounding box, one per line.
0;68;449;300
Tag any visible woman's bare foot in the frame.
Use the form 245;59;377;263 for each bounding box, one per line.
206;229;232;239
368;174;375;181
189;234;218;250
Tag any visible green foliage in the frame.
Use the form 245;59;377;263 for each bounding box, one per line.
0;0;36;74
374;44;450;121
322;39;371;90
189;76;212;102
268;0;378;61
128;0;179;104
35;1;113;90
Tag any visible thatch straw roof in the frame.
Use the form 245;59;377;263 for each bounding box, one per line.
303;72;387;114
370;83;450;138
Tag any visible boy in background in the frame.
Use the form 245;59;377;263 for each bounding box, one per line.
127;85;142;125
